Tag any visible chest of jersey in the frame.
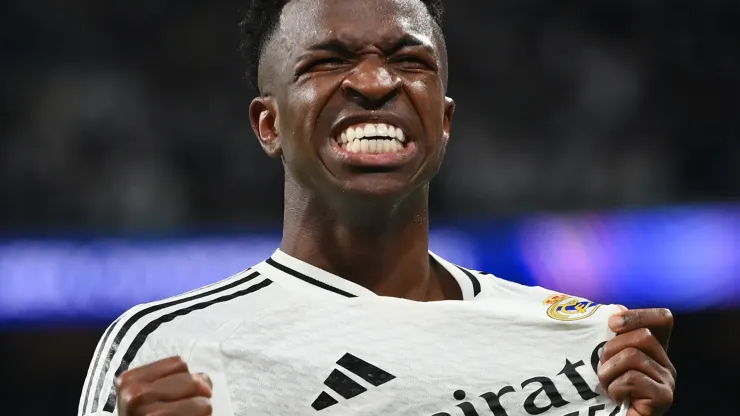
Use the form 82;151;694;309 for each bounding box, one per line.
192;297;624;416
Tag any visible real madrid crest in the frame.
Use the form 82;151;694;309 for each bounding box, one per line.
543;294;601;321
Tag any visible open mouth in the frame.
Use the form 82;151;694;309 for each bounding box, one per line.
332;122;410;154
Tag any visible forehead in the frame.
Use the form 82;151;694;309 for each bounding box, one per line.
278;0;438;53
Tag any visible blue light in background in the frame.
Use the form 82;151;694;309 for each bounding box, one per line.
519;206;740;309
0;205;738;325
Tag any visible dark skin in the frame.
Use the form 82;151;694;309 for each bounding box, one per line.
250;0;458;302
602;308;677;416
112;1;676;415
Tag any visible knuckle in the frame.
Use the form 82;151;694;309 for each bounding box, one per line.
119;383;153;408
661;385;675;406
621;348;645;368
619;346;641;360
186;375;205;395
621;369;641;384
601;340;615;358
637;327;654;343
116;369;138;387
664;364;678;386
164;355;189;371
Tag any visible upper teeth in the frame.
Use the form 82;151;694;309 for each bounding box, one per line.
337;123;406;144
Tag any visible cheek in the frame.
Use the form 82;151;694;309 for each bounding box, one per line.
288;84;327;142
279;86;326;172
408;81;447;156
409;78;445;125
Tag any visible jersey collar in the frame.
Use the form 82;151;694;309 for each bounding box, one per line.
260;249;483;300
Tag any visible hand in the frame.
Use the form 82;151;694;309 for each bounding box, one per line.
599;308;677;416
116;356;213;416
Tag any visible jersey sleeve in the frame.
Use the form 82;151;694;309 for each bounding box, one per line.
78;314;126;416
77;304;181;416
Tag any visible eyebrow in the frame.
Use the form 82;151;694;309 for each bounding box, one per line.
297;34;430;61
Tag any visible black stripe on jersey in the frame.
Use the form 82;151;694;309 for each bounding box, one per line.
80;315;122;414
456;266;481;297
336;353;396;386
86;269;260;413
266;257;357;298
101;277;273;413
323;369;367;399
311;391;339;411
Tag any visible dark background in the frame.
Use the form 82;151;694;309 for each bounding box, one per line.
1;0;738;415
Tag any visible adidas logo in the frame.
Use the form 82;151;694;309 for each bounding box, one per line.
311;353;396;411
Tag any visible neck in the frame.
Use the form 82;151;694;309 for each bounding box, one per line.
279;176;457;301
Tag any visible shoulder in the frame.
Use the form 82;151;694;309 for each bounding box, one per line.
462;267;620;321
116;266;275;336
463;267;554;301
104;266;279;351
78;267;277;416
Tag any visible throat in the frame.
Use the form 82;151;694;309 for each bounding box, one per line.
281;221;430;298
281;236;460;301
279;175;462;301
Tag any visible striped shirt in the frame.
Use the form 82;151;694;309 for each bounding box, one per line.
78;249;626;416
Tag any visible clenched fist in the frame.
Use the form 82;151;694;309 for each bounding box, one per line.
600;308;676;416
115;356;213;416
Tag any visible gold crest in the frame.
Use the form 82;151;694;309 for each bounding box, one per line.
544;294;601;321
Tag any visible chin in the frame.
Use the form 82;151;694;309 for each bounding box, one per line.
336;174;420;200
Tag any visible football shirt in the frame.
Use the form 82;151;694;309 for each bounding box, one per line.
79;249;627;416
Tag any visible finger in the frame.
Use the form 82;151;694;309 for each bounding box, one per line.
138;396;213;416
606;369;664;404
607;370;673;416
598;347;674;392
116;356;190;386
149;372;213;401
608;308;673;350
601;328;674;374
117;373;212;411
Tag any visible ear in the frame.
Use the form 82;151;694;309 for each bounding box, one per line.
442;96;455;144
249;96;282;158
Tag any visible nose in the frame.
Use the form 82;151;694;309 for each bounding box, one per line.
341;56;402;109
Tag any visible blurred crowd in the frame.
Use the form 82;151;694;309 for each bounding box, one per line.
1;1;739;415
2;0;738;231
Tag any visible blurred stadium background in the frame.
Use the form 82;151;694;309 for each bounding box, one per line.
1;0;738;414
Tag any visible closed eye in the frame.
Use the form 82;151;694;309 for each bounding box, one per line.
390;55;433;70
307;57;350;72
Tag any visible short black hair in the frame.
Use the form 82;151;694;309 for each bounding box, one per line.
239;0;445;92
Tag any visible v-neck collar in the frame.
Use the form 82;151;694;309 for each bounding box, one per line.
261;249;483;300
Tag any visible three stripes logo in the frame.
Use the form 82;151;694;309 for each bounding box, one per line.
311;353;396;411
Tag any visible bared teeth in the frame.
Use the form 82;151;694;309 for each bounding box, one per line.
335;122;408;154
339;137;403;154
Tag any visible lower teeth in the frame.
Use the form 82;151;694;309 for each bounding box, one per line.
339;139;403;154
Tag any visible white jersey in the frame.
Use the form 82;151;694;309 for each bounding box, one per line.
79;249;627;416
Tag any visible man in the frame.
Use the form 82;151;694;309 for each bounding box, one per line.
78;0;676;415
